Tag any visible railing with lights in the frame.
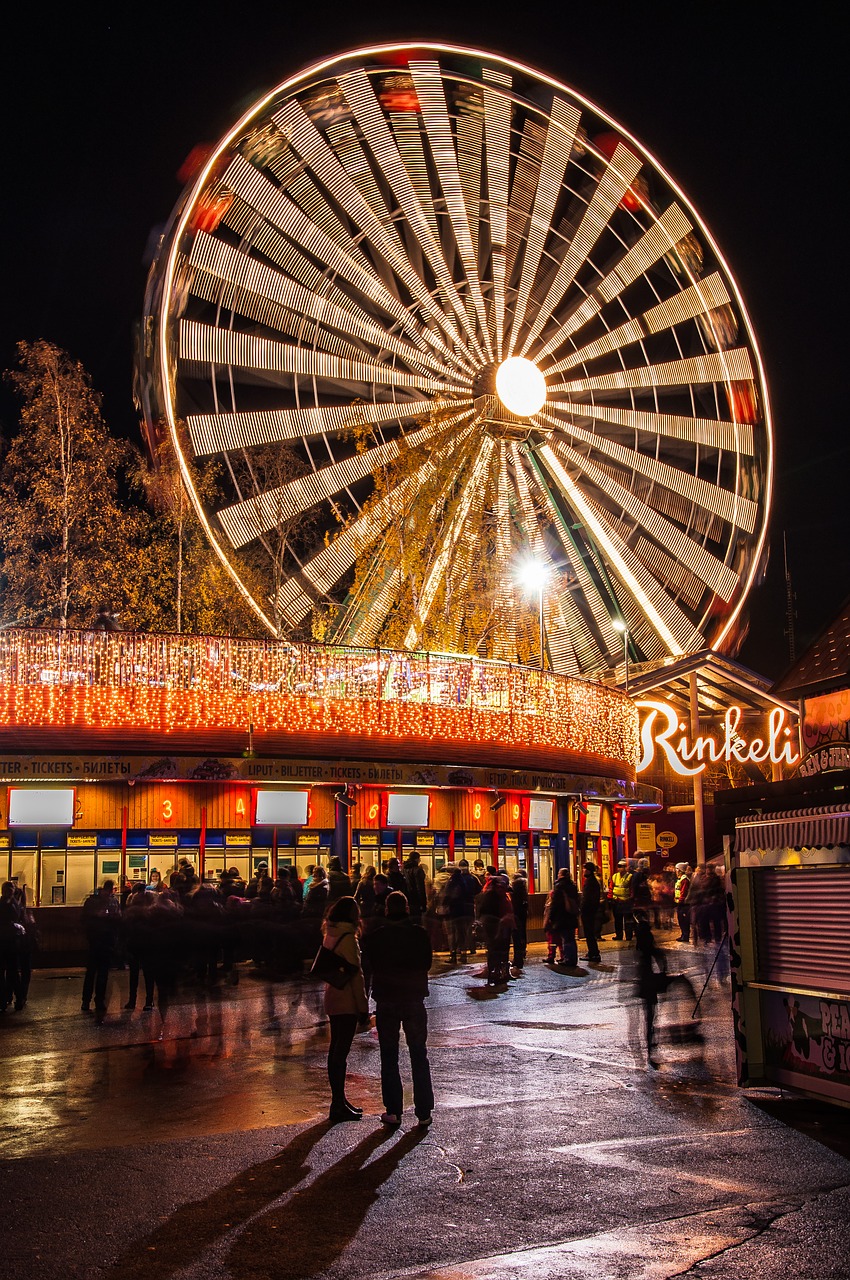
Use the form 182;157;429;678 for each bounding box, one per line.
0;629;638;776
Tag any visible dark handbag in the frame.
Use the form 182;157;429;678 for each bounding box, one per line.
310;936;359;989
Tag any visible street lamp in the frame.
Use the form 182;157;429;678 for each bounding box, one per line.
612;618;629;694
517;558;549;669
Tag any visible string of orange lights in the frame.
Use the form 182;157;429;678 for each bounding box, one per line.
0;629;638;777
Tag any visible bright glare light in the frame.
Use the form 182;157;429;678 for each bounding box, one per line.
517;557;549;592
612;618;628;634
495;357;547;418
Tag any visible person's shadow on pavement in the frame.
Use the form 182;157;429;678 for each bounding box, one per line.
108;1120;330;1280
227;1125;428;1278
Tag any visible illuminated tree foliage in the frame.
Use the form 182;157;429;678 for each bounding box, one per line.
134;433;265;637
0;342;264;637
322;409;552;662
0;341;142;629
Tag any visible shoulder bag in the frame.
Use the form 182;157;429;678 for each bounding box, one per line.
310;934;359;989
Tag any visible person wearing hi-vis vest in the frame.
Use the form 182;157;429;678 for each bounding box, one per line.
611;859;634;942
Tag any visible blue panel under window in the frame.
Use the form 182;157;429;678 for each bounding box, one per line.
97;830;122;849
11;830;37;849
178;830;201;848
205;830;225;848
126;830;148;849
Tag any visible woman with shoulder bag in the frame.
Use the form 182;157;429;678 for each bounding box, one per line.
320;896;370;1123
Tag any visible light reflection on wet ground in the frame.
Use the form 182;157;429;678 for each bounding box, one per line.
0;940;733;1160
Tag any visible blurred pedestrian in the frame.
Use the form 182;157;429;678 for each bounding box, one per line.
674;863;692;942
543;868;580;967
510;869;529;974
580;863;602;962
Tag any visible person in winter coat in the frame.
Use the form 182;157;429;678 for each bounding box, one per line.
510;870;529;973
385;857;408;895
476;873;514;985
402;852;428;924
543;869;580;967
327;856;353;903
303;866;330;917
362;891;435;1129
321;897;369;1124
580;863;602;963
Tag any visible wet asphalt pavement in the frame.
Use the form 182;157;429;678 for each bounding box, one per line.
2;934;849;1279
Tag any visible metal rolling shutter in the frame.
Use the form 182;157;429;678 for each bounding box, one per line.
753;867;850;994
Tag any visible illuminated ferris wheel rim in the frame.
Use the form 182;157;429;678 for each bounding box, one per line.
151;41;773;663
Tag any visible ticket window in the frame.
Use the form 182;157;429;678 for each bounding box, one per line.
296;852;323;880
535;842;554;894
10;852;35;903
354;845;379;871
66;853;96;904
127;855;149;883
204;851;228;883
41;852;67;905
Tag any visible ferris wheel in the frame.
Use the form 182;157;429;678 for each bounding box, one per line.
139;43;772;676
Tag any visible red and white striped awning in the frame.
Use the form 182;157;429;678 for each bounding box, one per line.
735;804;850;851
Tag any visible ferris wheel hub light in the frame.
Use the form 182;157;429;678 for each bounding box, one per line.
495;357;547;418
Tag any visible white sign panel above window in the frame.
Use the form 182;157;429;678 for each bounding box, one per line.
8;788;76;827
254;789;309;826
386;792;429;827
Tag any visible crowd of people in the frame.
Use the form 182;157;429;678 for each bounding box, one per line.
1;851;728;1104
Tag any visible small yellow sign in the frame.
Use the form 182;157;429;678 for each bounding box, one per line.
658;830;678;850
149;833;178;847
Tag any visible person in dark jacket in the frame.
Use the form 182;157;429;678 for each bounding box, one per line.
81;880;122;1021
327;856;353;903
361;891;434;1129
580;863;602;963
385;857;407;895
509;870;529;974
0;881;25;1013
543;869;580;968
402;852;428;924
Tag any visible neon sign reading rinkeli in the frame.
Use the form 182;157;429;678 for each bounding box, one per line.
636;701;800;777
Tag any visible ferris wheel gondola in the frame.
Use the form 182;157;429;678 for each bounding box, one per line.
139;43;771;676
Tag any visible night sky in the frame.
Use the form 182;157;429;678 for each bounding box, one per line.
2;3;843;679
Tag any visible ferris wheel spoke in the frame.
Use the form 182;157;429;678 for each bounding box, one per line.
488;443;518;661
218;410;471;548
546;434;740;600
544;406;757;534
410;61;493;358
522;451;621;660
178;320;469;397
403;437;496;648
538;443;704;654
187;398;435;457
507;97;581;356
508;445;584;675
339;68;486;363
275;462;434;626
551;347;755;397
273;98;475;361
532;204;696;362
187;233;450;378
279;422;478;630
482;68;512;359
519;142;643;357
567;402;754;456
547;273;732;375
222;154;463;368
